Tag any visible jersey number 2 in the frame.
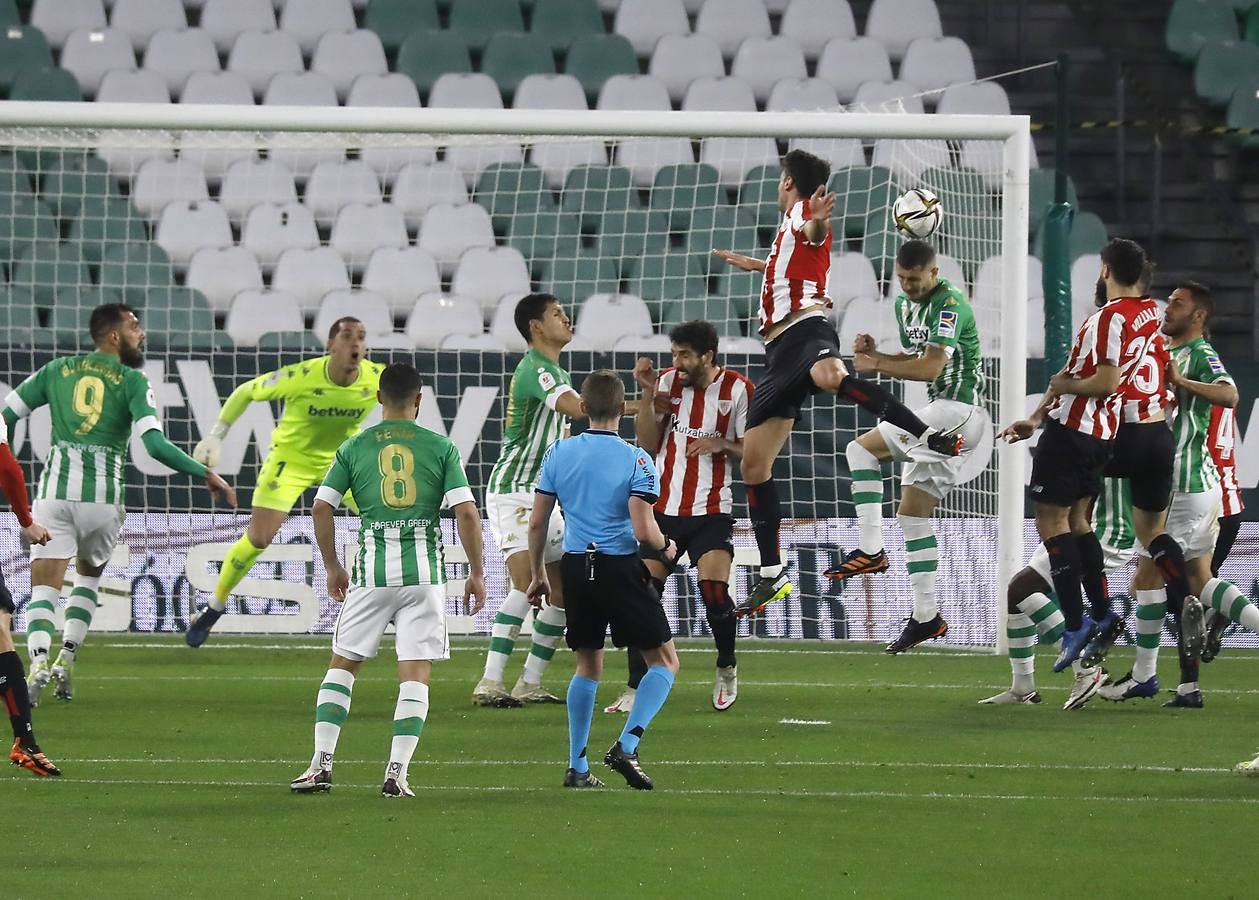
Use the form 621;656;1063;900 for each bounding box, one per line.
378;444;417;509
73;375;106;435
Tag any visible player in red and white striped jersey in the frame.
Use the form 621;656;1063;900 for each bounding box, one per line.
1204;394;1245;660
612;321;751;712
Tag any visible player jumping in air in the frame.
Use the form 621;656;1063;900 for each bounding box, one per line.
3;304;235;701
712;150;961;616
186;317;383;646
826;239;988;654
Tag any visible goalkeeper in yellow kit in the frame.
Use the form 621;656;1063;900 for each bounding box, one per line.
185;317;384;646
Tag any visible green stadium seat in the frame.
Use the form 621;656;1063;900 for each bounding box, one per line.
396;30;472;99
1226;78;1259;148
1028;168;1079;235
364;0;439;55
257;331;324;352
1167;0;1239;63
941;215;1002;279
658;295;743;338
0;287;40;334
1246;3;1259;45
0;195;58;266
1195;39;1259;106
861;211;898;280
504;210;581;268
738;164;782;234
627;252;706;316
531;0;605;54
920;167;992;218
830;166;898;239
0;150;36;198
98;243;175;306
0;26;54;94
561;165;640;233
142;286;229;350
594;207;669;275
482;33;555;103
539;250;621;299
11;240;90;305
565;33;638;106
69;197;148;264
650;164;721;233
0;0;19;28
475;163;555;232
687;205;763;276
1068;211;1108;259
448;0;525;53
715;268;763;323
47;287;125;347
9;66;81;102
39;155;119;219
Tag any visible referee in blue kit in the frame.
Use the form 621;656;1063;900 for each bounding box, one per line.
527;369;681;791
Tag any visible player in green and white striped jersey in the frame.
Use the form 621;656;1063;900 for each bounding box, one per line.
474;293;586;708
828;241;989;654
292;363;486;798
2;304;235;704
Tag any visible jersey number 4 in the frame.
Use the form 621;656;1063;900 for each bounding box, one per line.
378;444;417;509
73;375;106;435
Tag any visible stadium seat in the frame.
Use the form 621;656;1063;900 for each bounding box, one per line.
475;162;553;232
682;76;757;112
1068;211;1108;260
883;252;965;299
688;205;762;275
59;27;135;97
0;27;55;96
1194;40;1259;107
96;241;174;304
649;163;721;232
941;218;1001;281
481;32;555;105
263;71;338;107
768;78;840;112
561;164;640;232
0;289;41;341
790;136;865;169
227;30;304;98
575;293;654;349
417;202;497;277
39;154;119;219
395;30;471;101
613;333;674;353
9;65;82;101
1069;253;1101;324
816;37;893;103
738;164;782;233
871;138;950;183
1167;0;1239;63
531;0;605;54
144;29;219;96
628;252;706;315
142;286;227;350
406;292;484;349
347;72;421;107
515;73;587;110
961;137;1033;190
1027;168;1078;234
304;159;383;228
311;30;389;102
154;200;231;270
539;250;621;300
362;246;442;315
451;246;532;318
566;33;640;105
441;333;509;350
67;197;145;264
0;0;17;27
180;70;255;104
937;81;1011;116
592;207;668;275
900;36;976;98
219;158;299;224
701;137;781;190
657;294;741;336
200;0;275;55
865;0;943;60
731;37;809;104
488;293;527;351
613;0;689;57
391;161;469;232
31;0;105;50
256;331;324;352
648;34;725;104
225;289;304;347
241;201;320;270
272;246;351;314
1226;77;1259;149
447;0;524;53
313;289;393;342
330;202;409;273
779;0;856;61
109;0;185;52
517;74;605;188
185;246;264;313
853;80;926;114
973;253;1044;323
1026;290;1046;358
130;158;210;221
10;240;89;305
828;251;880;303
696;0;772;59
836;295;890;350
597;74;672;111
363;0;439;54
96;68;170;103
615;139;696;188
0;151;33;199
279;0;356;56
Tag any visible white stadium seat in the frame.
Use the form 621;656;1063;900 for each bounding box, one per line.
279;0;356;56
937;82;1011;116
110;0;186;52
303;159;382;228
391;161;469;232
225;290;304;346
853;80;926;114
767;78;840;112
313;289;393;343
900;36;976;98
489;293;529;352
828;252;880;303
515;74;602;189
649;34;725;104
613;333;673;353
613;0;689;57
682;76;757;112
596;74;671;111
180;70;254;104
311;30;388;102
329;202;409;273
837;295;896;350
417;203;496;277
695;0;772;59
143;28;220;96
228;30;305;98
962;132;1038;191
96;69;170;103
219;158;298;224
241;201;320;270
186;246;264;313
347;72;421;108
871;138;950;183
363;246;442;316
200;0;275;55
154;199;232;270
789;137;865;168
406;293;484;349
779;0;856;61
615;137;696;187
1070;254;1101;328
865;0;943;60
440;333;507;351
451;246;533;319
701;137;780;189
60;27;135;97
131;158;209;221
514;73;587;110
263;71;338;106
575;293;654;351
731;36;809;104
429;74;519;186
32;0;105;49
817;37;892;104
272;246;351;315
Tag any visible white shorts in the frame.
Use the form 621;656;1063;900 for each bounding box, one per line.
875;399;992;500
1136;486;1222;563
486;491;564;563
332;584;449;662
1028;535;1137;587
29;499;126;567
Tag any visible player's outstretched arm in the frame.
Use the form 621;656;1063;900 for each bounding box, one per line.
140;430;237;507
711;248;767;273
855;343;949;383
453;500;487;615
193;367;292;467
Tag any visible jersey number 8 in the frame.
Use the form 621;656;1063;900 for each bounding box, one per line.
378;444;417;509
73;375;106;435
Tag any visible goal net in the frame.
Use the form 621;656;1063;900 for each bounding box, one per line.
0;102;1029;646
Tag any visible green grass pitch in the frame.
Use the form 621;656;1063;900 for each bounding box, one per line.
4;636;1256;898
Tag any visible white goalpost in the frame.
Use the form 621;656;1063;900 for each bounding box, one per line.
0;101;1029;649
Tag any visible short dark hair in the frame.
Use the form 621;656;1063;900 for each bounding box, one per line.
1101;238;1146;288
781;149;830;200
895;239;937;270
89;303;137;344
1136;260;1156;297
514;292;558;344
1177;279;1213;321
328;315;362;341
580;369;624;420
668;320;718;360
379;363;422;405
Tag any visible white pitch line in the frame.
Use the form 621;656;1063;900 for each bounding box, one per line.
779;718;831;726
89;641;993;657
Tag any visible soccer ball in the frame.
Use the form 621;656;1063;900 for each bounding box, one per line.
892;188;943;238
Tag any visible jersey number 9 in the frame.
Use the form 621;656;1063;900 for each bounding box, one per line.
73;375;106;435
378;444;417;509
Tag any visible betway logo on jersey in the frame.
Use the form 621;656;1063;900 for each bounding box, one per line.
906;326;930;343
306;405;366;418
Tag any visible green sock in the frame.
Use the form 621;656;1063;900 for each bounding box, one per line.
213;533;267;611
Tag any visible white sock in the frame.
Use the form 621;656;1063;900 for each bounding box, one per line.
898;513;937;621
387;680;429;783
759;563;784;580
311;668;354;771
59;574;101;663
483;589;531;682
846;441;884;554
521;604;566;684
1132;588;1167;683
25;584;59;662
1177;681;1199;695
1007;612;1036;694
1203;577;1259;632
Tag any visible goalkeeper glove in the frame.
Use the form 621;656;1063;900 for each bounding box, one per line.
192;421;230;468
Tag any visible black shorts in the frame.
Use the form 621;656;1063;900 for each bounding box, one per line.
1029;419;1112;507
0;564;12;615
1103;420;1174;512
657;512;734;565
560;552;673;652
747;316;844;429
